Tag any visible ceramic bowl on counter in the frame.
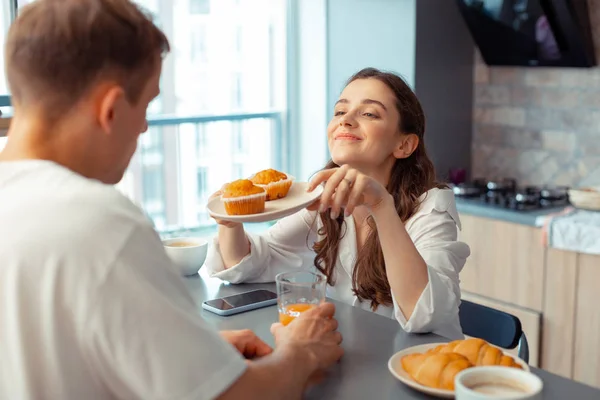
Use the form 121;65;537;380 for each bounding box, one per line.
568;186;600;211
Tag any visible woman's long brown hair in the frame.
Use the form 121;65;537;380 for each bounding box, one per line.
312;67;444;310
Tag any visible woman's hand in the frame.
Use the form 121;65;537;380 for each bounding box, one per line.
209;190;242;228
307;165;393;218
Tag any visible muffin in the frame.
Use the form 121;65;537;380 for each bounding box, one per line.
250;169;293;201
221;179;266;215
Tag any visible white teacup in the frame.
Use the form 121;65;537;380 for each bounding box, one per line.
455;367;543;400
162;237;208;276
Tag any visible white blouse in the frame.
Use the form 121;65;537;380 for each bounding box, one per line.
205;188;470;339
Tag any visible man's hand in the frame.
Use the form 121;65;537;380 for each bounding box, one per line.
220;329;273;360
270;303;344;371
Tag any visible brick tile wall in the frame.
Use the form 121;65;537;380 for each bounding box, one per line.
472;0;600;187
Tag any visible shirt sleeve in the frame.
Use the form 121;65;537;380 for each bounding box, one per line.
392;190;471;335
205;209;318;283
83;225;247;400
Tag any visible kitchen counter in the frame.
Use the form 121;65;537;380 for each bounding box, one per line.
455;197;566;227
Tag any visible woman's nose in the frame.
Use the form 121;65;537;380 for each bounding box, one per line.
339;113;357;127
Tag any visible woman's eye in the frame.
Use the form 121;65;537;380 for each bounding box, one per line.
334;110;346;116
363;112;378;118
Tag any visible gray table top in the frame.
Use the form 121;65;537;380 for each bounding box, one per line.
184;271;600;399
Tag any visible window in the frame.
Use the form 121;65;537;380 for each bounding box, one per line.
0;1;16;137
196;124;208;158
142;164;166;226
231;72;243;109
190;24;208;63
124;0;287;233
235;25;243;54
196;166;209;223
1;0;288;235
190;0;210;15
196;167;208;198
232;122;245;153
0;1;14;97
232;162;244;180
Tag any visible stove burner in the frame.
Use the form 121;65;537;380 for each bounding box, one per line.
452;183;484;197
508;189;541;210
524;186;542;196
540;197;570;208
486;178;517;193
472;178;488;189
514;191;540;204
455;179;570;211
539;186;569;201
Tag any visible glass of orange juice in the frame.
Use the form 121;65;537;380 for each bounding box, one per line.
275;271;326;326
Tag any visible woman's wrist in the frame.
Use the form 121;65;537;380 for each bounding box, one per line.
370;193;396;222
218;222;244;235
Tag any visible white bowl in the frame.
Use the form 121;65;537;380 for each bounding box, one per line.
162;237;208;276
455;366;543;400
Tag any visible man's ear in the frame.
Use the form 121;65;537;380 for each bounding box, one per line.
96;85;126;134
393;133;419;159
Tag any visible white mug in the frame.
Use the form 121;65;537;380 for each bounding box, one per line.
162;237;208;276
455;366;543;400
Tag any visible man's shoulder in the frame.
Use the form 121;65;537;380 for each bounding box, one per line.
65;177;149;227
37;162;150;228
1;161;154;253
56;175;155;247
0;162;162;305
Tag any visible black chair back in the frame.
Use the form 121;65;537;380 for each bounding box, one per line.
459;299;529;362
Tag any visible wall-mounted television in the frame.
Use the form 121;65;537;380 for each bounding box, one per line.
456;0;596;67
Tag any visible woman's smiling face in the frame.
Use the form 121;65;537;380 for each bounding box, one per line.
327;78;403;174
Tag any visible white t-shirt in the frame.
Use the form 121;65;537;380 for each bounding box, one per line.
0;160;247;400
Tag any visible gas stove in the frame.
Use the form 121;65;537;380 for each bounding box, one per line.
450;178;570;212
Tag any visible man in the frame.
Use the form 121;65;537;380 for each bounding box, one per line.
0;1;343;399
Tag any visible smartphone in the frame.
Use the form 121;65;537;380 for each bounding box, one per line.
202;289;278;316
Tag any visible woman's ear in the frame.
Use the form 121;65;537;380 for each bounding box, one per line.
393;133;419;159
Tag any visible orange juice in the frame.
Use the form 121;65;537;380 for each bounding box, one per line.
278;303;316;326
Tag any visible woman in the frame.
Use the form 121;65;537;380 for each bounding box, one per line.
206;68;470;339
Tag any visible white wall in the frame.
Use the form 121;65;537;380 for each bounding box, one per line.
290;0;329;180
291;0;417;179
326;0;416;110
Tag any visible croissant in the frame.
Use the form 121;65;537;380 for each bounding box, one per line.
428;338;522;369
401;352;472;390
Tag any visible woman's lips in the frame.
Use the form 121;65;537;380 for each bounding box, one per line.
334;134;361;141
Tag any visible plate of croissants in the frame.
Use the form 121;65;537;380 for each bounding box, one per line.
388;338;529;398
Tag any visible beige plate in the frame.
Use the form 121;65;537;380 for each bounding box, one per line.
206;182;323;223
387;342;530;399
